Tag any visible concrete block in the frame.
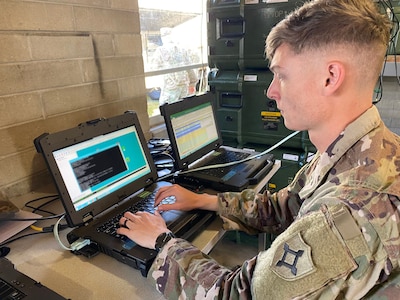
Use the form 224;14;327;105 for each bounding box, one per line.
0;93;42;127
92;34;115;57
29;34;94;60
119;76;146;99
0;61;83;96
87;99;148;129
0;150;36;187
74;6;138;33
111;0;138;11
0;34;30;63
0;120;49;157
114;34;142;56
82;56;144;82
2;170;53;199
42;81;120;116
72;0;110;8
0;2;74;31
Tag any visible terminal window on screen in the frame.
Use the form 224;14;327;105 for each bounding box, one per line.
53;127;149;210
68;130;148;196
71;145;128;191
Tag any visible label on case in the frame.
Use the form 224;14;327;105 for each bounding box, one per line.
264;0;289;3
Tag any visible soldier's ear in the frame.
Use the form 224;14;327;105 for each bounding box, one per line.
323;62;344;96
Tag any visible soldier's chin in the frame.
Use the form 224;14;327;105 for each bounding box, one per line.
283;120;303;132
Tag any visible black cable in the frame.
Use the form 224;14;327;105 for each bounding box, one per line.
24;194;59;206
25;196;60;215
0;213;65;222
23;194;60;215
0;231;49;247
0;194;68;249
0;223;69;247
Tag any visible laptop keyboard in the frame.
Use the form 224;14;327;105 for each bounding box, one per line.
198;151;250;176
0;278;25;300
209;150;250;164
97;190;175;239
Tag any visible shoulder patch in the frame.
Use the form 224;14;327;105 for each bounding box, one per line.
272;232;315;280
252;204;359;299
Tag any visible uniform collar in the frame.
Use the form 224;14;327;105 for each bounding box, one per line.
298;106;381;199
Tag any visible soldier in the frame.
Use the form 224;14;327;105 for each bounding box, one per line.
118;0;400;298
152;27;199;105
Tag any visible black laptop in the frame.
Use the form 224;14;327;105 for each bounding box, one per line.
0;257;68;300
160;93;274;192
34;111;214;277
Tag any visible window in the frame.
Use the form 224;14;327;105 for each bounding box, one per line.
138;0;208;125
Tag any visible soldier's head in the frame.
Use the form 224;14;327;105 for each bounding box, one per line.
264;0;392;151
266;0;391;81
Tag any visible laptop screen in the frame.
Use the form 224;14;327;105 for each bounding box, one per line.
52;125;151;212
171;101;219;160
160;93;223;170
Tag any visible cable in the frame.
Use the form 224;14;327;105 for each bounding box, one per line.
53;214;73;250
0;213;65;222
30;223;69;233
52;215;90;251
24;194;60;216
174;130;301;176
26;197;59;215
0;231;49;247
30;225;45;232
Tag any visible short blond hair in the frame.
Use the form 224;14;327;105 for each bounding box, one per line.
266;0;391;79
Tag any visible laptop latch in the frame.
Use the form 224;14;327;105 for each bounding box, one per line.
80;117;105;126
82;213;94;224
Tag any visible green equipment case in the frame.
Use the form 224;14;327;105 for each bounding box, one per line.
207;0;301;70
208;69;315;151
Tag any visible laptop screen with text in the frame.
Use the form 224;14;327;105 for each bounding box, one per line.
52;126;151;212
171;101;219;161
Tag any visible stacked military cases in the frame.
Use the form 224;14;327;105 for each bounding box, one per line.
207;0;314;191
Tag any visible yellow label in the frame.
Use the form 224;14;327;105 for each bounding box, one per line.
261;111;281;117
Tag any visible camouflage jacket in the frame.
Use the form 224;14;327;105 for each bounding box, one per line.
148;105;400;299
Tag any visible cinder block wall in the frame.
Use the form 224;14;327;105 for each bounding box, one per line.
0;0;148;200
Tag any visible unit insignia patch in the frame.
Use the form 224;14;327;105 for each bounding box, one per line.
271;232;315;280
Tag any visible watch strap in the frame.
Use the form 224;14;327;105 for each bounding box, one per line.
155;231;175;251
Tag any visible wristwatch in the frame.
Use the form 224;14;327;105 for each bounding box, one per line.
155;231;175;251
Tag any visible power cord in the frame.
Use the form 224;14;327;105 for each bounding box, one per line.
24;195;60;215
30;223;69;233
174;130;301;176
1;213;65;222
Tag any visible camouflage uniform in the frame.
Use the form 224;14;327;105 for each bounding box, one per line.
152;42;198;105
149;105;400;299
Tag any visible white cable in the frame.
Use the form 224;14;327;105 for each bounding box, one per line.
179;130;301;175
53;214;73;251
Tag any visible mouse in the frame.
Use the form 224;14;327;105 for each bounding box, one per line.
0;246;10;257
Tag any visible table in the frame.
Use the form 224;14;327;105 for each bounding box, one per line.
4;160;280;299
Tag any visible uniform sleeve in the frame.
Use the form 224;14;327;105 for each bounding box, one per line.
147;187;303;298
148;237;257;299
148;204;386;300
217;187;302;235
